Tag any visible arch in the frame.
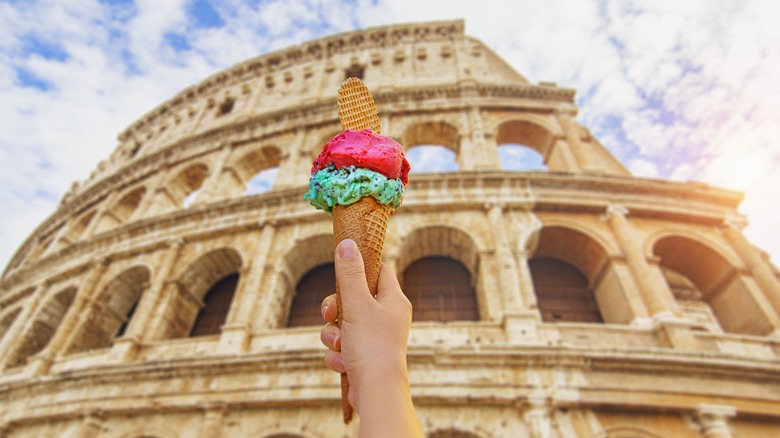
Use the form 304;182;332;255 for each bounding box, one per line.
95;187;147;232
190;272;239;336
531;226;624;324
497;144;547;171
406;145;459;173
529;257;603;323
653;234;774;335
288;263;334;327
55;209;97;249
234;146;282;195
397;225;480;279
66;266;151;354
397;225;481;322
495;119;556;159
169;162;209;207
401;121;460;153
164;248;243;339
8;287;77;367
644;229;741;267
281;234;334;328
532;226;610;282
403;256;478;322
0;307;22;345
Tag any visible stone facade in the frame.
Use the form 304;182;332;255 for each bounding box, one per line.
2;20;780;438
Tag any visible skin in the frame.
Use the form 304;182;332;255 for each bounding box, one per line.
320;239;424;437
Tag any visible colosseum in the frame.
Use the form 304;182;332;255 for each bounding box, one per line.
1;19;780;438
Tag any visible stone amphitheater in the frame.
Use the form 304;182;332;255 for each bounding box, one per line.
1;19;780;438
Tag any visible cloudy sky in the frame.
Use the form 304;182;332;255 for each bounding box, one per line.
1;0;778;271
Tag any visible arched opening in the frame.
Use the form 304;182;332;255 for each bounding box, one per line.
171;163;208;208
9;287;76;367
165;248;243;339
498;144;547;171
282;234;334;328
190;273;239;337
529;257;602;323
653;235;774;335
496;120;554;159
403;256;478;322
287;263;335;327
402;121;460;174
94;187;147;233
54;210;97;250
406;145;459;173
398;225;481;322
0;308;21;345
531;226;614;324
66;266;151;354
661;266;722;332
236;146;281;195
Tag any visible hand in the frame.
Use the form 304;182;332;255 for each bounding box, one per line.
320;239;423;437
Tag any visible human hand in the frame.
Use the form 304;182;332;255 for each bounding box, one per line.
321;240;422;437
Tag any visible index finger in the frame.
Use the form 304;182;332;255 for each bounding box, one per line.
321;293;338;323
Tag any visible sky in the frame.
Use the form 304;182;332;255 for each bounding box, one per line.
1;0;779;272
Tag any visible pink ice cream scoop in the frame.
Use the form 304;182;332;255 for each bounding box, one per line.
311;129;411;185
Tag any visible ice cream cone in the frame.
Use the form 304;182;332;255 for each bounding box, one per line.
332;78;388;424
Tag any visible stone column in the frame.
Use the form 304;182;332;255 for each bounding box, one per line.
523;394;552;438
275;128;310;189
192;146;233;206
466;106;500;170
0;283;50;369
199;404;226;438
602;205;679;318
74;410;104;438
486;203;523;312
218;223;277;354
696;404;736;438
557;113;593;172
721;218;780;320
29;257;110;375
112;239;185;360
547;138;580;172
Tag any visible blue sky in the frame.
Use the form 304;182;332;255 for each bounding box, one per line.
1;0;779;270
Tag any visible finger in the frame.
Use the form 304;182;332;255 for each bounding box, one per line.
320;322;341;351
324;349;345;373
321;293;338;323
334;239;372;320
375;262;408;306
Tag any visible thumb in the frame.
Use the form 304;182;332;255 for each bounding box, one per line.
334;239;373;321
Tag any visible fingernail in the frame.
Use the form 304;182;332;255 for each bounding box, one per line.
321;303;328;319
338;239;357;259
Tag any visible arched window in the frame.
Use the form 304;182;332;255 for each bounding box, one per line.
245;167;279;195
9;288;76;367
403;256;478;322
66;266;150;354
498;144;546;171
0;308;21;345
190;273;239;337
529;257;603;323
653;235;775;335
288;263;335;327
406;145;459;173
661;266;721;333
171;163;208;208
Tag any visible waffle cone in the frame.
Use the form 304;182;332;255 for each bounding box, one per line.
332;77;389;424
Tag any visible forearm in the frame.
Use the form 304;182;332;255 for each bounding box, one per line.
355;368;424;437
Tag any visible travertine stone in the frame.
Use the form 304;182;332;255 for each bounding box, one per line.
1;19;779;438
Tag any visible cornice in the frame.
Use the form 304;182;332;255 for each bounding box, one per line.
118;20;466;142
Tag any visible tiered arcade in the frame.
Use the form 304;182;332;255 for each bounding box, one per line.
1;20;780;438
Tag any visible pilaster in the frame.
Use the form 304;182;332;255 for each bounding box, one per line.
695;404;736;438
486;203;523;313
721;218;780;320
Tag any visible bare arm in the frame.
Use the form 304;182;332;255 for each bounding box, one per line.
321;239;424;437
